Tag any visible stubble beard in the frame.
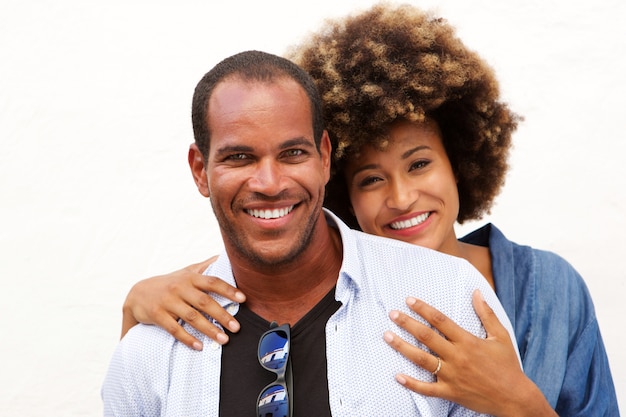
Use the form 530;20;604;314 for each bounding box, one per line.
211;194;325;269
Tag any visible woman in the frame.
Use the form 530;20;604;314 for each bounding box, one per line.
121;4;618;416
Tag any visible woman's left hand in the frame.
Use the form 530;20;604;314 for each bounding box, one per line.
384;290;556;417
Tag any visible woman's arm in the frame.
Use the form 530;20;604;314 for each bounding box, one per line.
384;290;557;417
121;256;246;350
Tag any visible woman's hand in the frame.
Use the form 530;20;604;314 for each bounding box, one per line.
384;290;557;417
121;256;246;350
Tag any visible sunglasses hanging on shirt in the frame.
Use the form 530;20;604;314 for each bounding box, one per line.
257;322;292;417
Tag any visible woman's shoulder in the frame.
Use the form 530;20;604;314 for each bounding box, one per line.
483;224;593;306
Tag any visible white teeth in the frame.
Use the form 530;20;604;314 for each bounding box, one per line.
247;206;294;219
390;212;430;230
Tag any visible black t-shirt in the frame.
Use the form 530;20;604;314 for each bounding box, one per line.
219;288;341;416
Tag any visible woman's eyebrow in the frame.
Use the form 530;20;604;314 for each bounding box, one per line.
401;145;430;160
350;163;379;178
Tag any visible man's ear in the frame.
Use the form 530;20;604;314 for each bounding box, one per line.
188;143;210;197
320;130;332;185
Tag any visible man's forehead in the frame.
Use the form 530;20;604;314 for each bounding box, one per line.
206;76;315;150
211;75;305;99
207;77;311;122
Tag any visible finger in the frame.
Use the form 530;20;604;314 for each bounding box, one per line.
187;255;219;274
193;275;246;304
156;312;228;350
188;275;244;333
160;281;238;338
172;301;232;344
186;289;241;334
405;297;470;343
389;308;451;354
384;330;442;374
472;290;510;340
394;373;447;400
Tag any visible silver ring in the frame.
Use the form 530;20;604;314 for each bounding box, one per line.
431;357;442;376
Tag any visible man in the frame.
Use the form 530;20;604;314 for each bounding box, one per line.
102;50;517;416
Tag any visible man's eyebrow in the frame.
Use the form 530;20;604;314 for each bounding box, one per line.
213;137;314;157
280;137;316;149
214;144;254;158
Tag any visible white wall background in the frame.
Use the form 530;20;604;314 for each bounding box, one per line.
1;0;624;414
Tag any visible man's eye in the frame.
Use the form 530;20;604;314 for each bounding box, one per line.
227;153;249;161
285;149;304;157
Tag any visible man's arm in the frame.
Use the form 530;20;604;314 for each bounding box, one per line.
103;325;175;416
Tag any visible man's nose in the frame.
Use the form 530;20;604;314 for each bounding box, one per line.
247;159;284;196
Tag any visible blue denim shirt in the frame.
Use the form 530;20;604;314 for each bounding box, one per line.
461;224;619;416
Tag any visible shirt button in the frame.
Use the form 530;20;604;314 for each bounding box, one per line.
209;341;220;350
226;304;238;315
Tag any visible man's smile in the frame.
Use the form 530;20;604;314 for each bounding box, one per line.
246;205;295;220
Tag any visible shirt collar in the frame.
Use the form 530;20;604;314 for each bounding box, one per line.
202;208;362;307
322;208;363;301
202;253;237;308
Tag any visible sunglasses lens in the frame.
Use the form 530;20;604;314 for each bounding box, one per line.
257;384;289;417
258;329;289;371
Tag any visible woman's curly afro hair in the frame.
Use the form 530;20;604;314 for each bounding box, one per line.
286;2;521;228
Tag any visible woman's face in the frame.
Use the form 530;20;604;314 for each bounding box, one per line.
344;119;460;254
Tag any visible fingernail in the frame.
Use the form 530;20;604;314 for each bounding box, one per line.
383;331;394;343
389;310;399;320
395;374;407;385
192;341;204;351
228;320;240;332
406;297;417;306
216;332;229;345
475;289;484;302
234;291;246;302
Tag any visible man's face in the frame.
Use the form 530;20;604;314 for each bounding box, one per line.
194;77;331;268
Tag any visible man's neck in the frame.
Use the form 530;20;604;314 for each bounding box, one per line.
228;219;343;325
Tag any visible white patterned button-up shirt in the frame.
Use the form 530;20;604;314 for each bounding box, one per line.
102;210;518;416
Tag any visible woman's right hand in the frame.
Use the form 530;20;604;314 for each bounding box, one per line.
121;256;246;350
384;290;557;417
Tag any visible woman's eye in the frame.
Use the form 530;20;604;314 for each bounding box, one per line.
358;176;382;187
409;160;430;171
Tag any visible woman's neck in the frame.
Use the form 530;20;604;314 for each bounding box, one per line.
440;234;495;290
455;241;495;290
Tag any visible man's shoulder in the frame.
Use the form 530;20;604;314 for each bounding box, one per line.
327;209;457;261
102;324;178;412
343;227;481;296
350;227;467;266
118;323;179;363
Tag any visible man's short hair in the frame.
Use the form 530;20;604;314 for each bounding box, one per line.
191;50;325;159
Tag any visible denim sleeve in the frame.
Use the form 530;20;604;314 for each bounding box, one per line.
545;253;621;416
556;317;620;416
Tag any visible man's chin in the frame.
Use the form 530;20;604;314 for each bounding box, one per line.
245;245;303;269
